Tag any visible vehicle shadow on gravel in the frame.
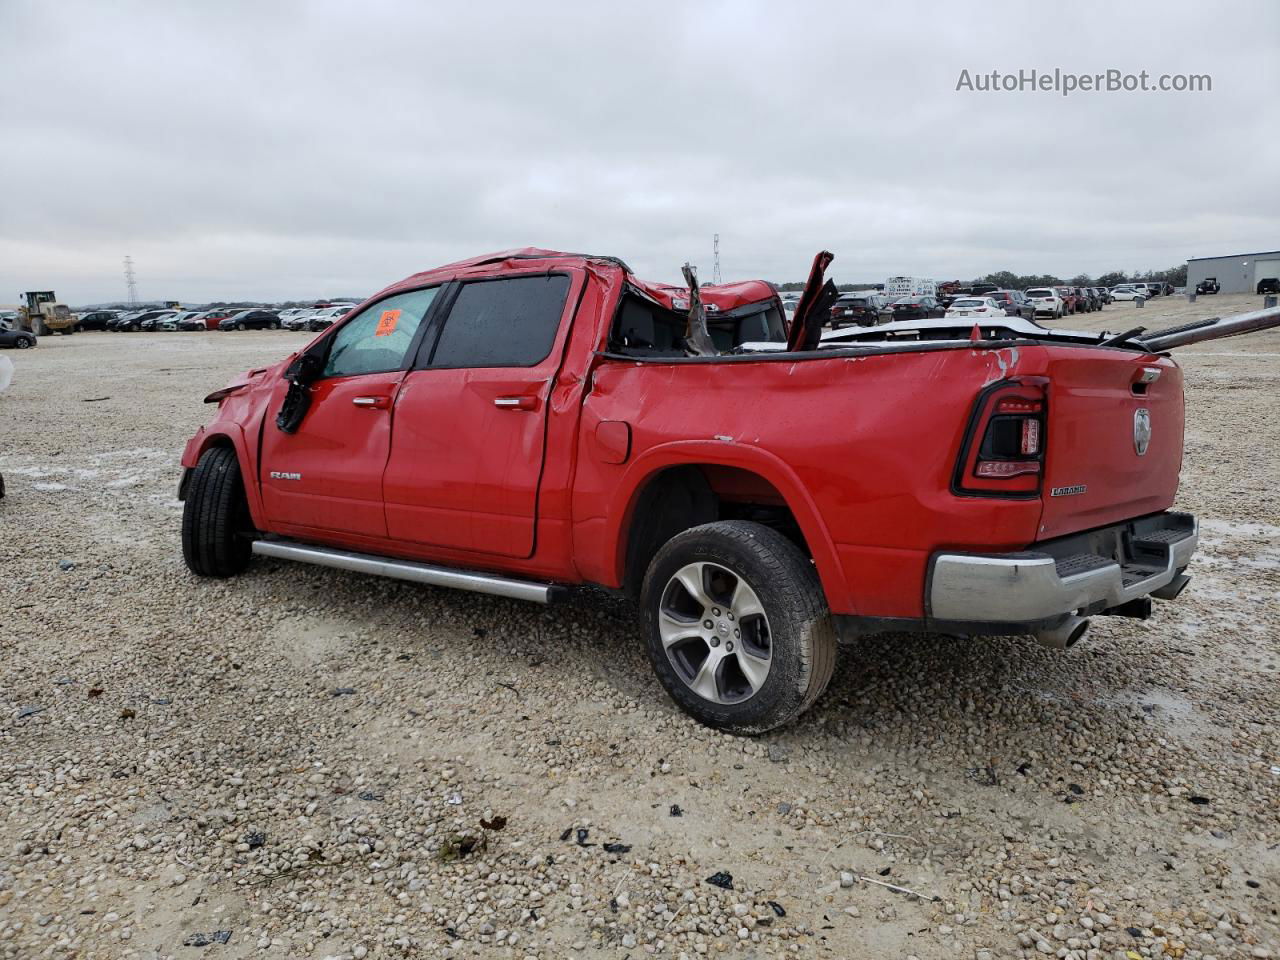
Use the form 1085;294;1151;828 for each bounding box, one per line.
255;560;1206;769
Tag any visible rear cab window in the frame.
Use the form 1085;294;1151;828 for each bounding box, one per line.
608;290;786;358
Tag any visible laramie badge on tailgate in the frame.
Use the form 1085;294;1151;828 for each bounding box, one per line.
1050;485;1087;497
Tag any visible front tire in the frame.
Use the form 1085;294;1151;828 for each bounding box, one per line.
16;337;32;349
182;447;254;578
641;521;837;734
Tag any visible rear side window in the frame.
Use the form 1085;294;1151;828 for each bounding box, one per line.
428;274;571;368
323;287;438;378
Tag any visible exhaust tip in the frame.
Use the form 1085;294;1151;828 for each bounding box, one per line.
1065;619;1089;648
1033;615;1090;651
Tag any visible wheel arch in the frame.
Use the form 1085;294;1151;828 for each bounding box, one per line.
607;442;852;612
180;425;265;528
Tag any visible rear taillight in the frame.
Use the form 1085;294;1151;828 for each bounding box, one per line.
953;379;1047;497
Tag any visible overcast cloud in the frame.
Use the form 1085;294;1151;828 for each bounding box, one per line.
2;0;1277;304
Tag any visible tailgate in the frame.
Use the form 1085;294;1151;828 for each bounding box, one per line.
1038;350;1184;540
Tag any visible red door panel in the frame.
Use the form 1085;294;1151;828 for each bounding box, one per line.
383;369;549;557
259;372;404;537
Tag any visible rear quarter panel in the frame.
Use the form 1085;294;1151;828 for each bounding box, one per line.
574;345;1049;618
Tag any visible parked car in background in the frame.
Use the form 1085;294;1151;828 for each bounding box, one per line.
943;297;1006;320
889;295;944;321
1110;285;1141;301
219;309;282;331
77;310;119;331
0;327;37;349
1130;283;1156;299
158;311;199;331
117;310;173;332
967;282;1000;297
1258;277;1280;295
829;294;883;327
140;311;179;331
307;306;352;332
984;290;1032;319
1092;287;1112;305
1193;278;1220;296
284;310;317;331
1024;287;1065;318
1052;287;1078;314
1075;287;1100;313
188;309;238;330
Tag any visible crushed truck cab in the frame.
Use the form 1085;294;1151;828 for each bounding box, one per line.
179;248;1278;733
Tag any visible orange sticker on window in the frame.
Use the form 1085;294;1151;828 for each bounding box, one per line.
375;309;401;337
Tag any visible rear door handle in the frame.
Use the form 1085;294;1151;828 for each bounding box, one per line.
494;396;539;411
352;396;390;409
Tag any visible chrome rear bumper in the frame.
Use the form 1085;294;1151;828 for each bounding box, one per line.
929;511;1197;625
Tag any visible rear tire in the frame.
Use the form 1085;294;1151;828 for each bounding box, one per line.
641;520;837;734
182;447;254;578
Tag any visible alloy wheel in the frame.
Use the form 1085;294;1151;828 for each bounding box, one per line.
657;561;773;704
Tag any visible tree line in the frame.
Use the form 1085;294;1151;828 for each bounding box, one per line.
977;264;1188;289
775;264;1188;292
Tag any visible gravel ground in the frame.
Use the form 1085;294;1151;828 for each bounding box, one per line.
2;295;1277;960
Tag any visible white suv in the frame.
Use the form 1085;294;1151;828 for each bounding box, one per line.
1023;287;1065;318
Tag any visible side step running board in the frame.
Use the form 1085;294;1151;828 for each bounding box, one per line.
251;539;563;604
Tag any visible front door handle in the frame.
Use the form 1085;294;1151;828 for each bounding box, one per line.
494;396;539;411
352;396;390;409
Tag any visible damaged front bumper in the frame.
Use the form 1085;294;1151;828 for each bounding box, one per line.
928;511;1198;630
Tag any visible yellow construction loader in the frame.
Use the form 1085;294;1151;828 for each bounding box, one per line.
17;291;76;336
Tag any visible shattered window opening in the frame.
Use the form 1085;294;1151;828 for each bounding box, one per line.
608;290;787;359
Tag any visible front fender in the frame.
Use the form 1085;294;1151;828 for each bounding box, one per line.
604;440;853;614
180;424;266;529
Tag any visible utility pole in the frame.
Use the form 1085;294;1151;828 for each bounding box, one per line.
712;234;722;285
123;256;138;306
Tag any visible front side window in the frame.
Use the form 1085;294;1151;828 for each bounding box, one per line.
427;274;571;368
323;287;438;378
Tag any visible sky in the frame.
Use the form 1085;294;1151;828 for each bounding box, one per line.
2;0;1278;305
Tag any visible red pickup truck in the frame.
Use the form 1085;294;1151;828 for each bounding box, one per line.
180;248;1275;733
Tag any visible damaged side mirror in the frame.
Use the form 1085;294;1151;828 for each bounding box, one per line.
284;351;325;385
276;351;325;434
